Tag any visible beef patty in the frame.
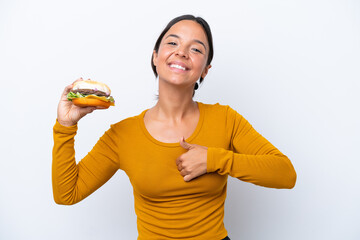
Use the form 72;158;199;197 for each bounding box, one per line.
74;89;108;96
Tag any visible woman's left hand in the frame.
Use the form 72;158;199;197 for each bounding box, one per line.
176;137;208;182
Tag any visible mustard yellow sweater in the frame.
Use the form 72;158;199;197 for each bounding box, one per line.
52;102;296;240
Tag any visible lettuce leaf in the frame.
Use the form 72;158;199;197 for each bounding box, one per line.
67;91;85;101
67;91;115;103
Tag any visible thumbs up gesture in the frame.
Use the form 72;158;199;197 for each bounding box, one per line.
176;137;208;182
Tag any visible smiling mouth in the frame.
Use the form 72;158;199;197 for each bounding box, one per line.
169;64;187;71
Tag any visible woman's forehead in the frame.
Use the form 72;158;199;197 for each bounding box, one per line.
164;20;208;45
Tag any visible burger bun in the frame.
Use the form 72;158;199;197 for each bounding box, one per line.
72;98;111;109
72;80;111;96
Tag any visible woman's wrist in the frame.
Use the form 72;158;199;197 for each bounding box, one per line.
57;118;77;127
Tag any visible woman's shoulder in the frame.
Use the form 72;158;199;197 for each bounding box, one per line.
109;109;146;131
199;101;245;123
199;101;237;114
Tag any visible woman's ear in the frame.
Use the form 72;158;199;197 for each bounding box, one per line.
201;65;212;79
152;50;158;67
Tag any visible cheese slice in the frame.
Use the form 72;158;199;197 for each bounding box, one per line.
84;95;115;106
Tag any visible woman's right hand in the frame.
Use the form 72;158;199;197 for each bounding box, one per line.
57;78;97;127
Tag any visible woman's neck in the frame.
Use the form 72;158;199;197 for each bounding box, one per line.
152;81;197;122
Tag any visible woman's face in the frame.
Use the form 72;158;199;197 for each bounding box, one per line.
153;20;211;89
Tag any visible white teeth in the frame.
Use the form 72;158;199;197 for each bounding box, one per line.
170;64;186;70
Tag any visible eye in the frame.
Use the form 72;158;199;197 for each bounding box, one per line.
192;48;203;54
167;42;177;46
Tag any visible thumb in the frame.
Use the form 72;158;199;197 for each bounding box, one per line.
180;137;194;150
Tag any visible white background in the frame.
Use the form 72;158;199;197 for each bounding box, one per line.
0;0;359;239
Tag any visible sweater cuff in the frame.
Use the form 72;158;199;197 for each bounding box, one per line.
53;119;78;134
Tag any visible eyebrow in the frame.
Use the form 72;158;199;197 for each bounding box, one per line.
165;34;207;50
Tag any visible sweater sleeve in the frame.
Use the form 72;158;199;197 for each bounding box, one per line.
207;107;297;189
52;120;119;205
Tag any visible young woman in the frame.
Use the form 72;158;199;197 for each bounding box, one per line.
53;15;296;240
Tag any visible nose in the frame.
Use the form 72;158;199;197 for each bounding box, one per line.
175;46;188;58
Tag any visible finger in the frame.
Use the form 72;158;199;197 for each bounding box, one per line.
78;107;97;118
180;169;187;177
62;84;74;96
180;137;194;150
176;156;182;166
73;77;83;84
84;106;97;112
177;163;182;171
62;77;82;96
184;175;193;182
69;77;84;91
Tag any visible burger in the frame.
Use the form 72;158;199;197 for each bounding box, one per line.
67;80;115;109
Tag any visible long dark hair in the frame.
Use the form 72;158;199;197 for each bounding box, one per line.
151;15;214;91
